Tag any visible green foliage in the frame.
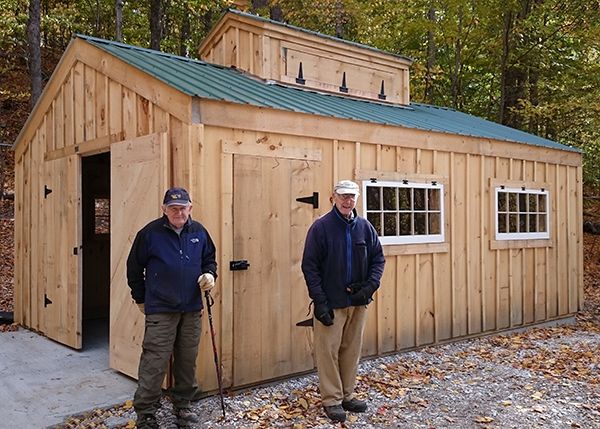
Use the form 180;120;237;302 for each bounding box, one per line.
3;0;600;188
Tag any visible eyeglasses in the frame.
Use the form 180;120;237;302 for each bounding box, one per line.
335;193;357;201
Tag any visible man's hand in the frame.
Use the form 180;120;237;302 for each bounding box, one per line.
198;273;215;292
136;303;145;314
314;302;334;326
347;281;377;305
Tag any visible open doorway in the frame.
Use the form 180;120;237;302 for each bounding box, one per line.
81;152;110;350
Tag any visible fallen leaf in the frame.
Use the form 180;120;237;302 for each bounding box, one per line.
501;400;512;406
299;398;309;410
474;416;494;423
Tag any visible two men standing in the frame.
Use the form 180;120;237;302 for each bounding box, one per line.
126;180;384;426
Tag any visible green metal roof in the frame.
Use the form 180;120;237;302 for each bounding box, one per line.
79;35;578;153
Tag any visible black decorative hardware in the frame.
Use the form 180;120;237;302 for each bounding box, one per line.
296;62;305;85
339;72;348;93
44;294;53;307
432;181;437;186
296;192;319;209
378;80;386;100
370;177;378;183
522;186;526;191
402;179;409;185
44;185;52;198
230;260;250;271
500;185;505;189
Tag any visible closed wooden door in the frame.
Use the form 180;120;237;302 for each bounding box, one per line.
232;155;318;386
109;133;168;378
43;155;82;348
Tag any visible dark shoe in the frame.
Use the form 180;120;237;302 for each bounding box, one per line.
342;398;367;413
136;414;158;429
175;407;199;427
324;404;346;422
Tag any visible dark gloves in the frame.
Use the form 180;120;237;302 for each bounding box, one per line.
347;281;378;305
314;302;334;326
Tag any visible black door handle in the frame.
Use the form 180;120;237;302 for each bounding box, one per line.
230;260;250;271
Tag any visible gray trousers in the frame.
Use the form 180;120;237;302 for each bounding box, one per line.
133;311;202;416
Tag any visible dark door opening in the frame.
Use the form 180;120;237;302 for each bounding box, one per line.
81;152;111;349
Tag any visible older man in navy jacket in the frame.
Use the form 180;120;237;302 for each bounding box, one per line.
127;187;217;429
302;180;385;423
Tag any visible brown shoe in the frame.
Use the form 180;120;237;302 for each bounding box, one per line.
342;398;367;413
324;404;346;422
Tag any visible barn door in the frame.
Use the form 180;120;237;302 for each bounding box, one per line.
43;155;82;348
109;133;168;378
232;155;318;386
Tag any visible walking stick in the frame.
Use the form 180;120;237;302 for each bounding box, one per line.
204;290;226;417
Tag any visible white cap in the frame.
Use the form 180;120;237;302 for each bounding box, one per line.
333;180;360;196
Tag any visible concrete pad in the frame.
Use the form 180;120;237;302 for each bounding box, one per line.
0;321;136;429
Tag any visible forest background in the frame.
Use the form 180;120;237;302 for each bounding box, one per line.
1;0;600;313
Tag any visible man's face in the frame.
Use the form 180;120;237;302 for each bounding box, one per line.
163;203;192;229
333;192;358;217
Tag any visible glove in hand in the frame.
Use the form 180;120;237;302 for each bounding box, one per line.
313;302;334;326
347;281;377;305
198;273;215;292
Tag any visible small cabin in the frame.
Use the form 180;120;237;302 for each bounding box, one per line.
13;9;583;391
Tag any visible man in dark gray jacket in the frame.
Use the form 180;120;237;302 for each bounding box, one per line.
127;187;217;428
301;180;385;423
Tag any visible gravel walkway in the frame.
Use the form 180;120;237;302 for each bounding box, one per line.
56;309;600;429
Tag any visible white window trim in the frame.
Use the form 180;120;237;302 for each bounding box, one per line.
494;186;550;241
362;179;445;245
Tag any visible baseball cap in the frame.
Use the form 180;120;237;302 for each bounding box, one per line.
333;180;360;196
163;187;191;206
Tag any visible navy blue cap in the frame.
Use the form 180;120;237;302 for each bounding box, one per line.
163;187;191;206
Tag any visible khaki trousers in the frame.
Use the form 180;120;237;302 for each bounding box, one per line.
313;305;368;407
133;311;202;416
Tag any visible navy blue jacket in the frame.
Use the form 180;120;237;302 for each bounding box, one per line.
301;206;385;309
127;215;217;314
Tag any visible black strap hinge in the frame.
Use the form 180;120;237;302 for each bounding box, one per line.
296;192;319;209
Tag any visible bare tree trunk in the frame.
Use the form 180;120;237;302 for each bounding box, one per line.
115;0;123;42
424;6;436;103
180;10;190;57
499;10;512;124
334;0;344;38
27;0;42;107
150;0;162;51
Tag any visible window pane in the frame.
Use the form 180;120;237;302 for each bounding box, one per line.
428;189;440;210
539;194;547;213
399;188;411;210
539;214;547;232
529;213;537;232
414;188;425;210
366;187;381;210
528;194;537;212
399;213;412;235
509;214;518;232
383;213;397;236
383;187;397;210
428;213;440;234
497;192;507;212
95;198;110;234
508;193;518;212
414;213;426;235
498;213;507;233
367;212;381;234
519;213;527;232
518;193;527;212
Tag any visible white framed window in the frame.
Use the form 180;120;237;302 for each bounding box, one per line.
495;186;549;240
363;180;445;245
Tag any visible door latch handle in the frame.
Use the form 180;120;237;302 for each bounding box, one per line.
230;260;250;271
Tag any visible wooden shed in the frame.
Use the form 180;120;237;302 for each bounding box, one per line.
13;9;583;391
